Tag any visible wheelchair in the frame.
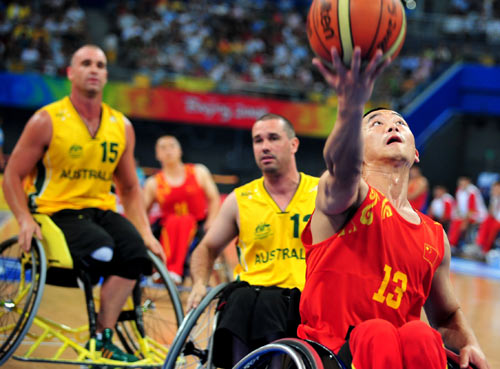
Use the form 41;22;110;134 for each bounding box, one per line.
0;214;184;368
163;280;478;369
232;339;478;369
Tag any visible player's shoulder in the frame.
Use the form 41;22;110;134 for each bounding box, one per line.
40;96;69;115
235;177;262;197
102;102;127;123
418;210;444;230
300;172;320;187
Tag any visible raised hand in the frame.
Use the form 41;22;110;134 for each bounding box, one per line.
313;46;391;108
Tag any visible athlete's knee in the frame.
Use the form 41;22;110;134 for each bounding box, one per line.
351;319;399;344
350;320;402;369
398;321;446;369
398;320;441;345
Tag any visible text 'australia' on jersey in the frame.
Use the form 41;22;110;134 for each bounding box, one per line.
25;96;126;214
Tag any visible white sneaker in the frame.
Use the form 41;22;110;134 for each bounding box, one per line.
168;271;182;284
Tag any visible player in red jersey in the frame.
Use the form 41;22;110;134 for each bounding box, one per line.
144;135;220;283
296;47;489;369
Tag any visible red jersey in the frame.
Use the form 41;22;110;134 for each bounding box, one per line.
297;186;444;352
155;164;208;221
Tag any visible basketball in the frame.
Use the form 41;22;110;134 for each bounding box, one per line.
307;0;407;67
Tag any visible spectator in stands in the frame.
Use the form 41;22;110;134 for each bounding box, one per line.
448;176;488;252
0;0;476;104
428;185;455;232
408;164;429;212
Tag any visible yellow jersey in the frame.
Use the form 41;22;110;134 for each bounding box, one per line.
234;173;319;290
25;96;126;214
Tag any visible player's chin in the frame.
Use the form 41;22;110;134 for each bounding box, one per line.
260;164;279;173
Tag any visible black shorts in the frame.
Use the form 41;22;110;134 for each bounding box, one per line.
213;282;301;368
49;208;152;281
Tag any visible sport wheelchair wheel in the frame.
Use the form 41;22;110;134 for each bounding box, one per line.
233;339;323;369
0;236;46;365
115;250;184;362
163;283;228;369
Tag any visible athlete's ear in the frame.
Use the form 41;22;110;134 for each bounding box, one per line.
291;137;299;154
414;149;420;163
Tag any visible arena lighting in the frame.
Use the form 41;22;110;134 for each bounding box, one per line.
404;0;417;10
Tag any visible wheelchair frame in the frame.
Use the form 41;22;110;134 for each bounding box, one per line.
0;213;184;368
163;282;228;369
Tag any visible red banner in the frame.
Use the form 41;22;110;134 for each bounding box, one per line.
106;87;337;138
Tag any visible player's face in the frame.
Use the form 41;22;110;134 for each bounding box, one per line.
252;119;298;174
67;46;108;96
433;187;445;198
156;137;182;165
362;110;418;166
457;177;470;190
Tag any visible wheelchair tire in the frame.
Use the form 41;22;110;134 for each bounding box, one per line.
275;339;325;369
0;237;46;365
233;342;309;369
163;282;228;369
115;250;184;359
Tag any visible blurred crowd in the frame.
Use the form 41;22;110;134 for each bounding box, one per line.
0;0;88;76
1;0;500;104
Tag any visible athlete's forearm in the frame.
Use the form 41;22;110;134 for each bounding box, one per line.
435;307;480;352
190;242;218;287
324;102;364;180
205;196;220;228
2;169;32;224
120;186;154;239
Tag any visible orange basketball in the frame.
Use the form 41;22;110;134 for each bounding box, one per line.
307;0;406;67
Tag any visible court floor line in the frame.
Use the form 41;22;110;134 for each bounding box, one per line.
451;257;500;280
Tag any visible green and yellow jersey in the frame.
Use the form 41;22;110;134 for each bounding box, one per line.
25;96;126;214
234;173;319;290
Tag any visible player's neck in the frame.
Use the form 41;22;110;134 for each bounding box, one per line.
162;162;185;177
263;168;300;196
70;91;102;120
364;164;410;209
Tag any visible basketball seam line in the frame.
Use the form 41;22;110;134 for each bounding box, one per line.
338;0;353;66
384;5;406;60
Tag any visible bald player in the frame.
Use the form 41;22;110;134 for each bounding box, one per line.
3;44;163;362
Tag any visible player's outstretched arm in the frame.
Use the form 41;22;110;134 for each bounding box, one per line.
314;47;390;217
424;233;490;369
187;191;238;310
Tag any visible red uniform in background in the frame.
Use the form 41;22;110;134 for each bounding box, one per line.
476;184;500;253
298;186;446;369
448;182;487;247
408;183;428;212
155;164;208;277
428;190;455;232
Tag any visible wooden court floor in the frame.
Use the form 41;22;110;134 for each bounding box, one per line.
4;271;500;369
